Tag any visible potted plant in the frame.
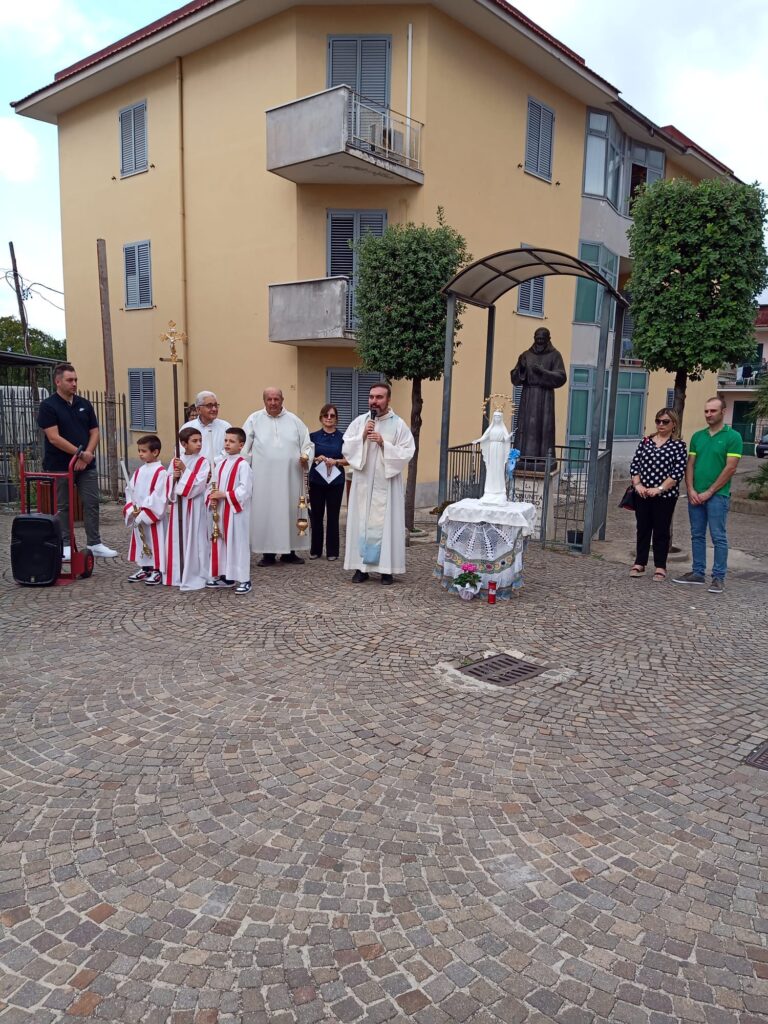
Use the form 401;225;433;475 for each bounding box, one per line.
453;562;482;600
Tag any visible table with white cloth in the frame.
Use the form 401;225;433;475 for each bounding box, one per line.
435;498;536;599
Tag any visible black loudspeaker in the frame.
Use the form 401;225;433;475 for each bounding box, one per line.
11;514;63;587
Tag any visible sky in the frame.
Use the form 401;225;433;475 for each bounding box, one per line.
1;0;767;341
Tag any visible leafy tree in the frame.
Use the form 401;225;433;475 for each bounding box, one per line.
627;178;767;421
354;209;469;529
748;371;768;498
0;316;66;386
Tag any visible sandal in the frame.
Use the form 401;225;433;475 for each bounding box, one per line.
629;565;645;577
653;569;667;582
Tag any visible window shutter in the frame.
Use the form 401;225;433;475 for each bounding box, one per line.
666;388;675;409
328;368;355;431
124;244;139;307
137;242;152;306
141;370;156;429
128;369;142;429
328;38;359;90
120;107;135;175
133;102;147;171
328;213;355;278
525;98;554;179
359;37;389;107
512;384;524;434
358;210;386;238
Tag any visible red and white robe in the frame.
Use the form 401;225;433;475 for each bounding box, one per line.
165;453;210;591
206;454;253;583
123;463;168;570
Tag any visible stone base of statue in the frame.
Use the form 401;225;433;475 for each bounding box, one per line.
435;498;536;599
507;467;558;539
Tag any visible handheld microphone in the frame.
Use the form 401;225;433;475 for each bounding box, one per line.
370;408;377;420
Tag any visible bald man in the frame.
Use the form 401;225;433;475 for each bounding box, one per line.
242;388;314;566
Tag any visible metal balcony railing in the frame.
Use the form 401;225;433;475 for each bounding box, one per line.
346;91;422;171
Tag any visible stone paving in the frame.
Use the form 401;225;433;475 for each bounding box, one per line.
0;501;767;1024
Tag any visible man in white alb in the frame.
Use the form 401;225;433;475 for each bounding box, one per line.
243;388;314;566
343;382;415;585
182;391;231;467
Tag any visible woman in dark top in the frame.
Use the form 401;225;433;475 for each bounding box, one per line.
309;404;347;560
628;407;688;581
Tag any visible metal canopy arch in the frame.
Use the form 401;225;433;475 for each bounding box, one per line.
438;247;629;554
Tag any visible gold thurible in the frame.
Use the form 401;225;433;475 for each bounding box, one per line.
296;493;310;536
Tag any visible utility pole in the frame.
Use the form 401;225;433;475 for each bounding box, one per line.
9;241;38;399
96;239;119;501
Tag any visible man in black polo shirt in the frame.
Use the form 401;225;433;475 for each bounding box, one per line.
37;363;117;558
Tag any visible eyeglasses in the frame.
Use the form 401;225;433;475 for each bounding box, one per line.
655;418;672;425
322;413;337;419
201;402;219;409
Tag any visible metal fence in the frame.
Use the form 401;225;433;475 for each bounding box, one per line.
445;442;612;553
347;90;423;171
0;387;129;504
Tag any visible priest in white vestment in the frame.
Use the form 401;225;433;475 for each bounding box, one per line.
242;388;314;565
343;382;415;584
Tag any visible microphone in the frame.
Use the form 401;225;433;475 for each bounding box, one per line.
370;408;377;420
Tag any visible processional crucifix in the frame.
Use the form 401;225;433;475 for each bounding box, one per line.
160;320;187;577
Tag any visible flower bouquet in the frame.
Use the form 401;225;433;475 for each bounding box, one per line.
454;562;482;600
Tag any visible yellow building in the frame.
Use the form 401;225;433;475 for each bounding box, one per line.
14;0;734;497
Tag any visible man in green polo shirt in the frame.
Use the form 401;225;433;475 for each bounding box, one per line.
673;397;742;594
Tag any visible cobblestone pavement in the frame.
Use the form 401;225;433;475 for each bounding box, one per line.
1;504;767;1024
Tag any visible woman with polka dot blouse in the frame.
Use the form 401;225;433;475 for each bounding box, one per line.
628;408;688;581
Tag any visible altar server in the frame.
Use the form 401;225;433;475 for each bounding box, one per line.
165;427;210;591
123;434;167;586
206;427;253;594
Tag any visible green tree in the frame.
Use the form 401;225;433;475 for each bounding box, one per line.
0;315;66;359
627;178;767;422
747;370;768;498
354;209;469;529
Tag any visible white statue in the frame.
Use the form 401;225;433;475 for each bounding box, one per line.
475;409;512;503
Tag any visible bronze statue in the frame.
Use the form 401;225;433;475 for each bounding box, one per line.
510;327;567;468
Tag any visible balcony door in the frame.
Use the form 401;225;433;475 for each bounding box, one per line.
328;36;390;150
327;210;387;328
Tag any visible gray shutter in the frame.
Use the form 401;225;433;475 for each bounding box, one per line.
666;388;675;409
359;38;389;107
133;102;147;171
328;368;355;431
124;244;139;307
525;98;553;178
328;38;359;89
518;277;544;315
141;369;156;429
128;369;142;428
137;242;152;306
358;210;386;238
120;107;135;175
356;371;385;417
328;214;355;277
512;385;524;434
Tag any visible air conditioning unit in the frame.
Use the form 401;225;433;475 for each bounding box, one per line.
369;123;405;162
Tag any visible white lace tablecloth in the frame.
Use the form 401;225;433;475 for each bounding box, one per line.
435;500;536;599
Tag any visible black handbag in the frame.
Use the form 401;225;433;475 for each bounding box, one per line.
618;485;636;511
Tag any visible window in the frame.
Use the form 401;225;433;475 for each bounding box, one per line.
627;142;664;203
666;388;675;410
574;241;618;325
517;245;545;317
128;369;156;430
525;98;554;181
327;368;386;431
124;241;152;309
328;36;390;105
327;210;386;327
566;366;611;447
583;110;664;212
614;370;648;439
620;292;635;358
119;101;147;176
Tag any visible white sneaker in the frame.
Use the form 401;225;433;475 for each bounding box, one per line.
90;543;118;558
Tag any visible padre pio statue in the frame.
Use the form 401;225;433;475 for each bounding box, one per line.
510;327;567;467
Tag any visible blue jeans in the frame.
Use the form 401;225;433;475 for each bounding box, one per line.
688;494;730;580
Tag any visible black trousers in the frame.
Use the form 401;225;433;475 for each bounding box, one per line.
309;481;344;558
634;495;677;569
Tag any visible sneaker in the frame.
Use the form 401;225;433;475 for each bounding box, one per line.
128;568;151;582
672;572;706;586
206;577;227;588
309;553;320;560
235;581;252;595
327;555;338;561
221;578;236;588
90;543;118;558
280;553;304;564
708;578;724;594
352;570;369;583
380;574;394;585
144;570;163;586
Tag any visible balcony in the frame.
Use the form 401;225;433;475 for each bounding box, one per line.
266;86;424;186
269;277;356;347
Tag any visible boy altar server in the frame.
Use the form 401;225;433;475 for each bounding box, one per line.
206;427;253;594
165;426;210;591
124;434;167;585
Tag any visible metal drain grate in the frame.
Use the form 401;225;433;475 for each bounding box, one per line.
460;653;547;686
743;741;768;771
